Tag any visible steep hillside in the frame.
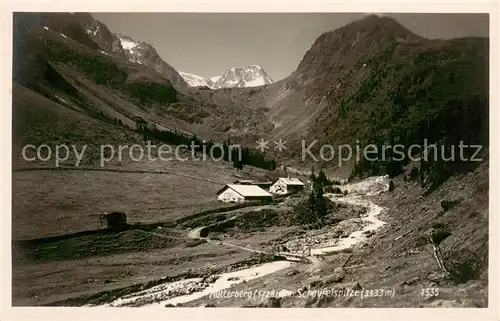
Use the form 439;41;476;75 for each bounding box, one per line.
116;34;189;91
13;13;187;129
13;13;488;185
12;85;140;167
12;12;272;149
249;15;488;186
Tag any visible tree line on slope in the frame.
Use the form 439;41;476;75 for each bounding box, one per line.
135;121;277;171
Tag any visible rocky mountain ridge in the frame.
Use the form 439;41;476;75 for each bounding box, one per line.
180;65;274;89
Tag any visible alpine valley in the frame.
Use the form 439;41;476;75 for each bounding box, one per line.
11;12;489;309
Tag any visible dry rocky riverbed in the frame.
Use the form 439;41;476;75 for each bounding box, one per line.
282;218;368;254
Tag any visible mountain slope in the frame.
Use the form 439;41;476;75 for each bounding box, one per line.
12;12;277;165
12;12;489;181
247;15;488;183
12;84;140;166
12;12;212;157
115;34;188;91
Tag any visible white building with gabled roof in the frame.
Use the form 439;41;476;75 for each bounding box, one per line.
269;177;305;195
216;184;273;203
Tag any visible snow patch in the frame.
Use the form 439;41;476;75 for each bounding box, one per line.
180;71;213;88
120;38;138;50
60;33;68;39
43;26;49;31
244;78;267;87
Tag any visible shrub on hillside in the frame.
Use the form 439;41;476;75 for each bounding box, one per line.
424;222;486;284
324;185;342;194
431;222;448;230
440;198;463;212
442;248;487;284
293;193;337;227
388;180;395;192
428;228;452;246
316;171;332;186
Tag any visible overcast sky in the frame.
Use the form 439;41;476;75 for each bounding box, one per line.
91;13;489;81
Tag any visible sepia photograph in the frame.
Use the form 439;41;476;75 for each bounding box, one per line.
4;4;497;317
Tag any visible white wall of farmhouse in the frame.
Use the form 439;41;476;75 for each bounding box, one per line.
270;179;288;195
217;188;245;203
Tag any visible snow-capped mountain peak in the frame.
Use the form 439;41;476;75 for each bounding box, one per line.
210;76;221;83
118;36;138;50
113;33;188;89
180;65;273;89
116;35;144;56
